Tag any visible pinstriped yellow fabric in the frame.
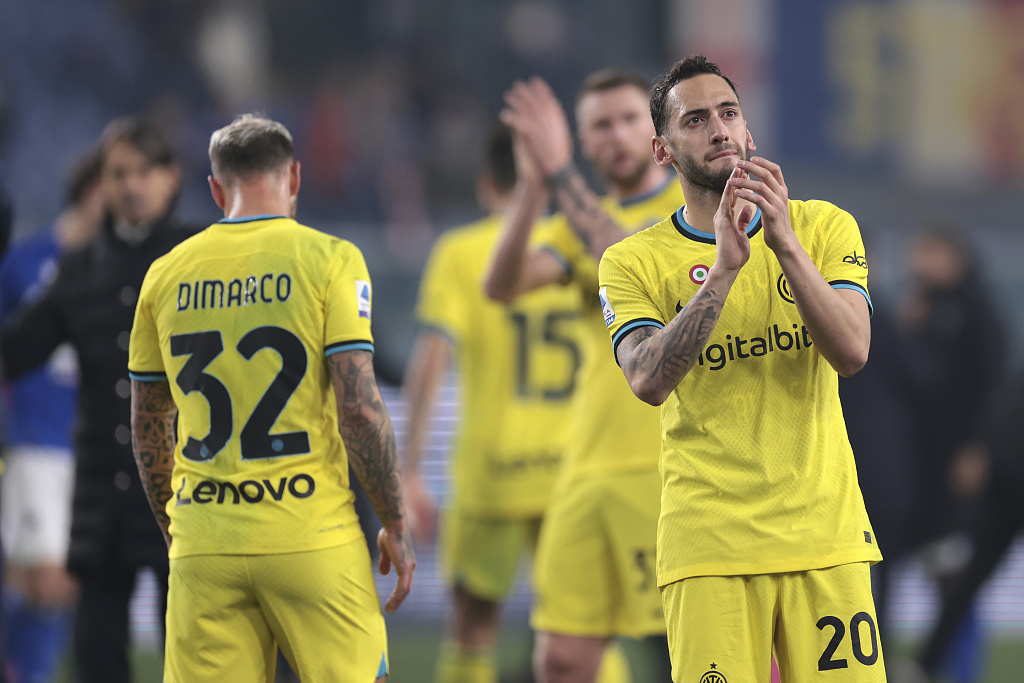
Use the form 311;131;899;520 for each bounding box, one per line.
129;216;371;558
600;200;881;587
416;215;583;517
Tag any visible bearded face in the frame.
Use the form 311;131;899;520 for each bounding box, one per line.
675;140;750;196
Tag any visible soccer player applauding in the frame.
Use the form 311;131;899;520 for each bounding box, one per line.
601;55;881;683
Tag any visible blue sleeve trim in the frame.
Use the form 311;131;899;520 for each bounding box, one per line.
611;318;665;366
416;321;458;346
128;371;168;382
376;652;388;677
539;245;573;279
324;340;375;357
830;280;873;317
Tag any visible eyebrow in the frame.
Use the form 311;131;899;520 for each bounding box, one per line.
680;100;740;120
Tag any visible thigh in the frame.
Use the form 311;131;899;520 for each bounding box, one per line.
602;470;664;638
1;448;74;565
442;510;538;601
531;478;614;637
775;562;885;683
164;554;275;683
252;541;388;683
662;574;776;683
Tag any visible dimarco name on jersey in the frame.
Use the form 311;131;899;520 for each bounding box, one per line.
176;272;293;311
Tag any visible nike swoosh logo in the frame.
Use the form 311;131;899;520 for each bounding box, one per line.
676;301;683;313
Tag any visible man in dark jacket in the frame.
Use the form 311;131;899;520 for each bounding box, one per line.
1;118;195;683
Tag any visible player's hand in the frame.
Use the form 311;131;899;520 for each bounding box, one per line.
500;76;574;179
730;157;796;254
711;165;753;274
403;473;438;543
377;525;416;613
511;131;544;190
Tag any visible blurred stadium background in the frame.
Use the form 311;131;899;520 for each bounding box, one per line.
1;0;1023;681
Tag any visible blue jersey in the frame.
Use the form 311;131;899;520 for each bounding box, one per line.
0;229;78;450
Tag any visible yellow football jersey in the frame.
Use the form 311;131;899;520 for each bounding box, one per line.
599;200;882;587
129;215;372;559
417;215;582;517
540;174;684;480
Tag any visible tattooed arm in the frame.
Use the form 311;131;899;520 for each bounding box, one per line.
613;167;755;405
547;163;633;260
130;379;177;548
499;76;628;262
329;348;415;613
615;272;736;405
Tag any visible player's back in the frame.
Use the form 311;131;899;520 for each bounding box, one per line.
418;216;582;516
130;215;372;559
542;177;684;480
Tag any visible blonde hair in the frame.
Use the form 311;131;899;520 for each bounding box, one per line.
208;114;294;181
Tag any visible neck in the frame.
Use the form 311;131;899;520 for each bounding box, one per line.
223;180;292;220
679;179;755;233
608;164;669;202
486;193;515;215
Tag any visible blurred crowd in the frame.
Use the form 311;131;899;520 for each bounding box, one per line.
0;2;1021;683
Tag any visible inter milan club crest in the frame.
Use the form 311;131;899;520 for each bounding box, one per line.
699;663;727;683
776;273;795;303
689;264;709;284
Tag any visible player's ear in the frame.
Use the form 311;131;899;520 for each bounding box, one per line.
746;129;756;152
652;135;674;168
208;175;227;211
289;160;301;197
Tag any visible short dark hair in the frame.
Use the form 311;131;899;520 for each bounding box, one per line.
65;148;104;207
99;116;176;168
485;124;516;193
650;55;739;136
208;114;294;181
575;69;650;106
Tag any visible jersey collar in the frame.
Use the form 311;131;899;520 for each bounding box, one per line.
671;205;762;244
217;214;287;224
618;171;676;208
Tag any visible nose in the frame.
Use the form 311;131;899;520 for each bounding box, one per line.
708;114;730;145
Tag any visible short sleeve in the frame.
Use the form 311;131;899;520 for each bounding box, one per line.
818;206;872;316
128;270;167;381
537;215;587;280
415;235;468;343
598;245;666;366
323;241;375;357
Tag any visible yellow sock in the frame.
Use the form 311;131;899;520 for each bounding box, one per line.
435;642;498;683
596;641;633;683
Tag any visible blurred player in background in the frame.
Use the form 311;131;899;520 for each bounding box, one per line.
402;123;583;683
485;70;682;682
603;55;881;683
129;114;414;683
0;172;16;683
0;149;104;683
1;118;191;683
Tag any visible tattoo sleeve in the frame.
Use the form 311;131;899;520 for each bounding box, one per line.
329;349;406;524
549;163;630;259
130;380;177;541
617;286;728;402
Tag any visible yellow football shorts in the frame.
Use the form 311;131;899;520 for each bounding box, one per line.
441;509;543;601
662;562;885;683
531;469;664;638
165;539;388;683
